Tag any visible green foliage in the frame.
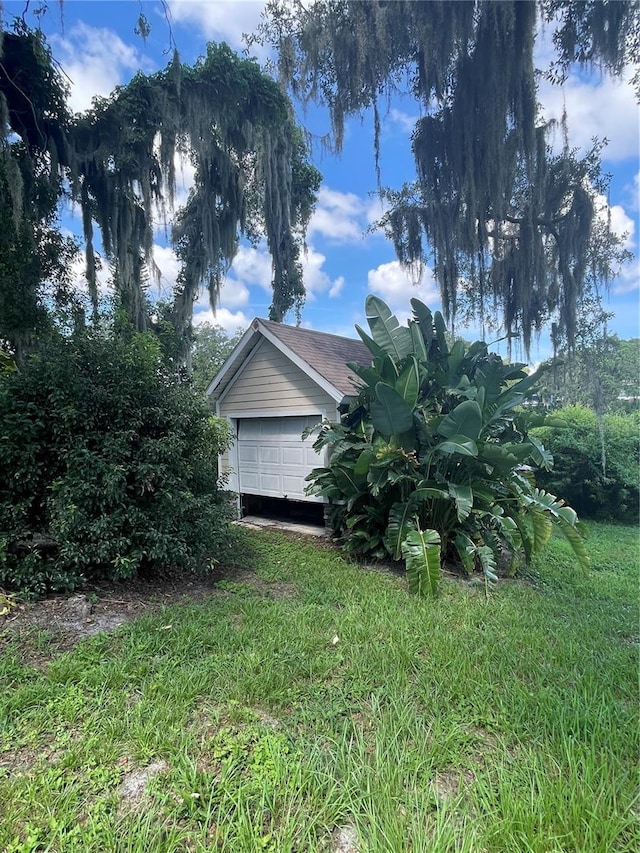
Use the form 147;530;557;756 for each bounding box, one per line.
190;323;244;395
0;23;320;358
0;328;236;595
533;406;640;522
307;296;588;595
539;336;639;414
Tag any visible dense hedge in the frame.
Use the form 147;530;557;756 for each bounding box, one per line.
533;406;639;523
0;329;236;595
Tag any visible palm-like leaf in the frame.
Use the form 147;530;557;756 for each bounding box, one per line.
366;295;414;361
402;527;441;597
395;357;421;407
385;501;419;560
438;400;483;440
371;382;414;436
448;483;473;521
519;487;590;569
477;544;498;583
454;532;476;574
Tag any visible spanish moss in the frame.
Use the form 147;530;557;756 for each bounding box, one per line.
260;0;638;351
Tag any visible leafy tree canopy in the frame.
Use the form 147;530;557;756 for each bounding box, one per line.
191;323;245;395
0;22;321;359
257;0;639;352
540;335;640;415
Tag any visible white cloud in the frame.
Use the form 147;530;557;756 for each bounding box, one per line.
629;172;640;212
538;69;639;162
153;244;253;307
150;244;181;297
166;0;269;60
216;241;344;303
308;186;368;243
301;247;345;300
387;107;418;134
591;193;638;295
219;278;251;309
328;277;345;298
192;306;250;333
367;260;440;320
307;184;389;243
50;23;154;113
171;152;197;211
226;244;273;292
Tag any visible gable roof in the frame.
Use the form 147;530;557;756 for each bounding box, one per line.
206;318;371;403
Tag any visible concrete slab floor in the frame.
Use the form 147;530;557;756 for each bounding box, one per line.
235;515;328;538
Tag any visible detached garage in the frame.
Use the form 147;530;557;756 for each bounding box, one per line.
206;319;370;519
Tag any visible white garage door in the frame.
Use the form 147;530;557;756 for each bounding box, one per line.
237;416;323;502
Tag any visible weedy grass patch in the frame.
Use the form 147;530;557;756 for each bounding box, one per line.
1;522;638;852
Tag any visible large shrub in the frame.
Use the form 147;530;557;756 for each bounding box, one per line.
0;328;235;595
307;297;588;595
533;406;639;522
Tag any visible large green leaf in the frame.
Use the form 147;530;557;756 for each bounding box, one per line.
365;295;414;362
479;442;519;470
454;532;476;574
402;527;441;597
435;435;478;457
438;400;482;440
477;544;498;583
409;320;428;362
385;501;419;560
370;382;414;437
494;362;549;407
519;487;590;569
527;433;554;470
395;357;421;407
355;324;387;360
374;353;399;384
447;339;466;378
433;311;449;357
448;483;473;521
410;299;433;351
353;447;374;476
333;465;366;498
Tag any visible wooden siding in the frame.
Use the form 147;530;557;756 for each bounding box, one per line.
218;339;337;416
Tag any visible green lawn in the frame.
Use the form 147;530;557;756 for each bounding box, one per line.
1;522;638;852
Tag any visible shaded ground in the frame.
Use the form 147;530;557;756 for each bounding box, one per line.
0;520;329;666
0;564;297;667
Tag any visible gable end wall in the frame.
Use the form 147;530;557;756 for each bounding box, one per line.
218;339;338;416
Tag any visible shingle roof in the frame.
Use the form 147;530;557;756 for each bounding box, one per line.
258;319;371;397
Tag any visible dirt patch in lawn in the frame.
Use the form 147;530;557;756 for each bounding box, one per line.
0;564;294;668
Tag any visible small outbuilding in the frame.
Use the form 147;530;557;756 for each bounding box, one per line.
206;318;370;518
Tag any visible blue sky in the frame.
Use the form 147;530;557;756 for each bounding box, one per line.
4;0;639;359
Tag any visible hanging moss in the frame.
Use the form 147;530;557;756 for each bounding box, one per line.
260;0;638;351
1;25;321;348
69;43;320;337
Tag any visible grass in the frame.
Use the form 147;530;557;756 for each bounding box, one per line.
0;521;638;852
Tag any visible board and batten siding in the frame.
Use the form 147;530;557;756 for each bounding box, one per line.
216;339;339;490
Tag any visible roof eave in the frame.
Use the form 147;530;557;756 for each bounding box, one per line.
205;324;262;401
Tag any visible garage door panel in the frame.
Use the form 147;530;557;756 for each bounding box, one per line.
237;415;323;502
259;446;280;464
238;445;259;463
239;471;259;490
260;473;281;492
305;446;321;466
282;475;307;495
282;446;304;465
